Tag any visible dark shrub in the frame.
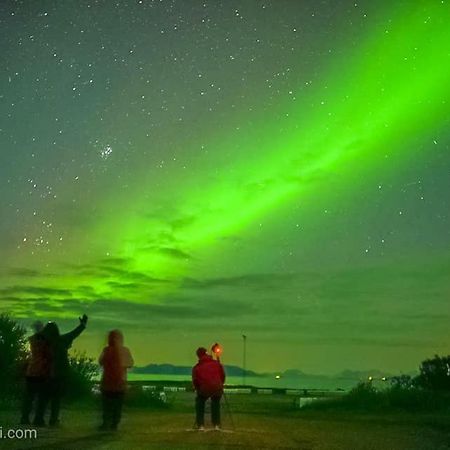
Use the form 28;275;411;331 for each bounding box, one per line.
126;385;170;409
415;355;450;391
344;381;386;409
0;314;28;400
389;374;416;390
66;351;99;400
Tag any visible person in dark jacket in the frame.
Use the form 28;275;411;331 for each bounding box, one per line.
20;321;51;425
98;329;134;431
192;347;226;430
34;314;88;426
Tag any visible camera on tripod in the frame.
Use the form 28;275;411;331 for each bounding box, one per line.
211;343;222;358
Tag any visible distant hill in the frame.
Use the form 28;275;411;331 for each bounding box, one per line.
131;363;262;378
131;364;412;381
282;369;317;378
335;369;393;380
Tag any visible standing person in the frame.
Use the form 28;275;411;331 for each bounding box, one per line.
20;321;51;425
35;314;88;427
192;347;226;430
98;329;134;431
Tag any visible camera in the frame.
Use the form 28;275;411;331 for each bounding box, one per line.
211;343;222;357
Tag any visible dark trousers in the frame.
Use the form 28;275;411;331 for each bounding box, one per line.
196;395;221;426
102;391;124;428
35;378;63;425
21;377;45;423
49;378;63;424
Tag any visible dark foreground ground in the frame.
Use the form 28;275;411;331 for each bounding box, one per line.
1;393;450;450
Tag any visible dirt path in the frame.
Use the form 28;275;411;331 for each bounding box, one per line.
1;408;450;450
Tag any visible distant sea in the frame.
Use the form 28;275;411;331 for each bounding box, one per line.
126;373;366;391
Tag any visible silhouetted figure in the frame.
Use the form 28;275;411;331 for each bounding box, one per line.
34;314;88;426
20;321;51;425
98;329;133;431
192;347;225;430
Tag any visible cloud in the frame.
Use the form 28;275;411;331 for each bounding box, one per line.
182;273;298;290
106;281;144;291
6;268;42;278
3;291;260;330
169;215;198;232
140;205;198;234
0;286;74;297
65;260;170;285
2;258;449;351
140;245;192;260
97;257;130;267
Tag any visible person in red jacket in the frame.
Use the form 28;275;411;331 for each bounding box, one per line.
98;329;134;431
192;347;225;430
20;321;51;425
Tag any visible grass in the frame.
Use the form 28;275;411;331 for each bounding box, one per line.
1;392;450;449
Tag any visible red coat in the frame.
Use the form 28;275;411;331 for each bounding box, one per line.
99;330;134;392
192;355;225;397
26;333;51;378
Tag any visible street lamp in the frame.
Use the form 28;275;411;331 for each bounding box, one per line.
242;334;247;386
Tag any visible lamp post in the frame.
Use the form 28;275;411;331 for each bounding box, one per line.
242;334;247;386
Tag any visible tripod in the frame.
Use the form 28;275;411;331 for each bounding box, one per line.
213;348;235;431
221;389;235;430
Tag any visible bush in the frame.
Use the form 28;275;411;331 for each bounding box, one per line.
387;387;430;410
300;382;386;412
66;351;99;400
0;314;28;399
389;374;416;390
124;385;170;409
415;355;450;391
344;381;387;410
299;356;450;413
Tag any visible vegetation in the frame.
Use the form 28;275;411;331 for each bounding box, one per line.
303;356;450;413
0;314;28;401
67;352;99;400
415;355;450;391
0;314;98;404
126;386;171;409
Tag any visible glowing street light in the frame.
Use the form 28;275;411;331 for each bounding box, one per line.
242;334;247;386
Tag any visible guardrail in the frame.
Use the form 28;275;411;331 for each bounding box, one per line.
92;382;347;398
91;382;346;409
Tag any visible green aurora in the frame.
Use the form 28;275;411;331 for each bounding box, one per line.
1;0;449;374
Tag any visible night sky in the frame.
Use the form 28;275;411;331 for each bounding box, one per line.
1;0;449;375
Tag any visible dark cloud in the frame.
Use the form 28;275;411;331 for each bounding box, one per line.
141;246;192;260
6;268;42;278
140;207;198;236
106;281;144;291
182;273;298;290
65;261;170;285
169;215;198;232
4;292;259;329
2;260;450;368
0;285;74;297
